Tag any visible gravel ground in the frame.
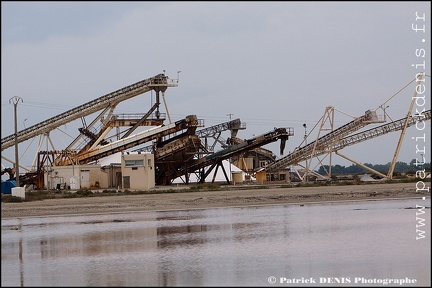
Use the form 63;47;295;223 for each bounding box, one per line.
1;182;428;219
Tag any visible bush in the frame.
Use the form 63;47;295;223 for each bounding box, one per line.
189;183;221;192
1;195;23;203
102;189;118;193
75;189;93;197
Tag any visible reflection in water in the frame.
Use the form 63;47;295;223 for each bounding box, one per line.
1;198;430;286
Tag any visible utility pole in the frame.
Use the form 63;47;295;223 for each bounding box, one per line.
227;114;234;183
9;96;23;187
303;123;307;145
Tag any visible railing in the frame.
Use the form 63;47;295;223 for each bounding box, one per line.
114;113;167;121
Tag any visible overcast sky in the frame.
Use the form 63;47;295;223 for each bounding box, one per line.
1;1;431;174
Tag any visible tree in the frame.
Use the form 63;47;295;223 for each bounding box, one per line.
315;160;430;175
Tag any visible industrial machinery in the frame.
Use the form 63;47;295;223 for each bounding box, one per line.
1;72;430;189
1;72;293;188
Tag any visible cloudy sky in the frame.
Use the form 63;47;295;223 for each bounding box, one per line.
1;1;431;174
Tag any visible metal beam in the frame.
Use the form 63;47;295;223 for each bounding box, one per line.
1;74;175;150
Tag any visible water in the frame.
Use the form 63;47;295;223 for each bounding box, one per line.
1;198;430;287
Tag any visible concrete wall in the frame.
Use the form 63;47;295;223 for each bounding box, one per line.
43;153;155;190
121;153;155;190
44;164;108;190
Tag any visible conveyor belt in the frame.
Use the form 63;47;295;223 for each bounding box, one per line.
1;74;173;150
265;110;431;172
56;115;199;165
164;127;294;182
265;110;377;172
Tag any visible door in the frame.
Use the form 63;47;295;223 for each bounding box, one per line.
80;170;90;189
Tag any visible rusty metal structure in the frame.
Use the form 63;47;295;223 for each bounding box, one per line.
265;73;431;181
1;72;294;188
2;74;173;151
264;109;430;181
162;127;293;185
2;72;430;188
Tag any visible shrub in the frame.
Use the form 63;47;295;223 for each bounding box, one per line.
1;195;23;203
75;189;93;197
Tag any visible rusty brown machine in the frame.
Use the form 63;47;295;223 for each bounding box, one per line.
1;73;181;188
158;127;294;185
132;117;294;185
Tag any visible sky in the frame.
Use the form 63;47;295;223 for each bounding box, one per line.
1;1;431;177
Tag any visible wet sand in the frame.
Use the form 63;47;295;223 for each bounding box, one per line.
1;182;428;219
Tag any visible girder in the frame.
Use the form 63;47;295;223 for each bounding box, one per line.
265;110;382;173
333;110;431;151
169;127;294;181
266;110;431;172
196;118;246;152
55;115;199;166
1;74;174;151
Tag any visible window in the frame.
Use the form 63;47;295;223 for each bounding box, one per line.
125;159;144;167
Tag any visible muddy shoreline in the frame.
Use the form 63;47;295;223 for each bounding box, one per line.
1;182;429;219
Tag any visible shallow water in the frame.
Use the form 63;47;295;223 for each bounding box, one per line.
1;198;430;287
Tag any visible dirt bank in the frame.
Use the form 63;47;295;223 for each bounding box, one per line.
1;182;428;219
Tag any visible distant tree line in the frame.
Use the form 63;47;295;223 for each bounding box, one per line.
316;159;431;175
